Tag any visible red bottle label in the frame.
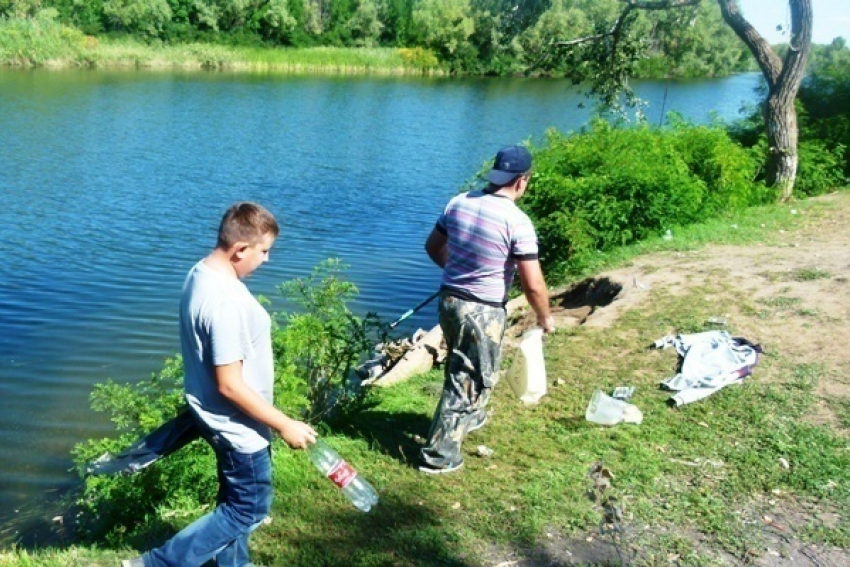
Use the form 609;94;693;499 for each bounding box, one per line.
327;460;357;488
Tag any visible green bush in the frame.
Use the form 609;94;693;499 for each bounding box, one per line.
523;119;763;274
798;38;850;180
70;357;218;545
71;260;385;543
0;9;84;64
726;39;849;195
793;138;847;196
273;258;386;424
398;46;438;69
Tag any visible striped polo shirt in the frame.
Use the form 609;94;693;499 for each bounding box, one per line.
436;189;539;305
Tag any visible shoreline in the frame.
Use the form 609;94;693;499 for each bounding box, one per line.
1;58;446;76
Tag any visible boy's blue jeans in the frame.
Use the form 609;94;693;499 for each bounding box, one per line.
144;442;273;567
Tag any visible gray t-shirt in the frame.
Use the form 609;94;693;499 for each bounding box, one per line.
180;260;274;453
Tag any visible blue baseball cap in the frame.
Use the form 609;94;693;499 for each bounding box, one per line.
485;145;532;186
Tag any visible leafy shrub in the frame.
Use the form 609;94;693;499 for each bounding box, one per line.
71;260;385;543
727;39;849;195
398;46;439;69
797;39;850;180
0;9;85;65
70;357;217;545
794;139;847;196
273;259;386;424
523;118;763;274
101;0;171;37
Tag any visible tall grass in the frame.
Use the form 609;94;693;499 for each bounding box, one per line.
0;15;442;74
0;11;85;66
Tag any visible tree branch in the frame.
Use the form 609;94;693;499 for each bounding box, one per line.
551;5;635;48
716;0;782;88
627;0;701;11
776;0;812;99
550;0;700;48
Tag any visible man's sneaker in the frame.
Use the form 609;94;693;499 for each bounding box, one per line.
121;558;144;567
418;460;464;475
467;412;489;433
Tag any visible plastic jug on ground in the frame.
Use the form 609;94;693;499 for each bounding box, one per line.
504;327;547;405
585;390;643;425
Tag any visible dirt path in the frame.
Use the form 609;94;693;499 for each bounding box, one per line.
502;191;850;566
584;192;850;428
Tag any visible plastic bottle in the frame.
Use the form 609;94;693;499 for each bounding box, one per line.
307;440;379;512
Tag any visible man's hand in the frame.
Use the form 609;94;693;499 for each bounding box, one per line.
518;259;554;333
277;417;318;450
538;314;555;334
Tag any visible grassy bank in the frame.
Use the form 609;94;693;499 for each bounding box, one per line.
3;192;848;566
0;16;440;74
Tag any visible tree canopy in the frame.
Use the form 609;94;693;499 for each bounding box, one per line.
2;0;766;78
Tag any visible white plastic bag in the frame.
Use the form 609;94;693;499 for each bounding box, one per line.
585;390;643;425
504;327;547;404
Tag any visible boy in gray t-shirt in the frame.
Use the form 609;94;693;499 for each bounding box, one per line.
124;202;317;567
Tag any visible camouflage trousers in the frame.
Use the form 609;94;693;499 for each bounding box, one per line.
420;293;506;468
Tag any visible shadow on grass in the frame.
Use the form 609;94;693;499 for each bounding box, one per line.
554;416;588;433
332;409;433;467
260;494;475;567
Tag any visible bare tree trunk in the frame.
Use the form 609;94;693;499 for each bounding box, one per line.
717;0;812;201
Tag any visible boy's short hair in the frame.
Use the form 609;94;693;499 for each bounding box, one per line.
216;202;279;250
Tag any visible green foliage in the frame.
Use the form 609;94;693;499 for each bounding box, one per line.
102;0;172;37
0;0;42;18
345;0;382;47
410;0;475;71
273;259;386;423
518;0;595;73
0;8;84;64
5;0;759;77
794;138;847;196
634;1;748;78
726;38;849;197
523;119;764;274
398;45;438;68
70;357;218;544
378;0;412;45
798;38;850;180
260;0;297;43
70;260;386;542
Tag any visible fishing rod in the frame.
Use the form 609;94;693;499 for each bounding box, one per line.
388;290;441;329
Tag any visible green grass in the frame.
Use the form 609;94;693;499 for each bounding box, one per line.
548;198;833;282
0;16;441;74
789;267;832;281
3;194;849;565
256;285;847;565
84;41;437;74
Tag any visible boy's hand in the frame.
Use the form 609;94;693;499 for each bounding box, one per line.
277;417;318;450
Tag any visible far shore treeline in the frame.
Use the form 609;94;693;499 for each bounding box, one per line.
0;0;770;74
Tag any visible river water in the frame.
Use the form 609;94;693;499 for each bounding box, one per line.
0;69;761;538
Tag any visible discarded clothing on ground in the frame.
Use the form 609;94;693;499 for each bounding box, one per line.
653;330;762;406
86;406;201;476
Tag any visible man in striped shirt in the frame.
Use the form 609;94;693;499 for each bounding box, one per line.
419;145;555;474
